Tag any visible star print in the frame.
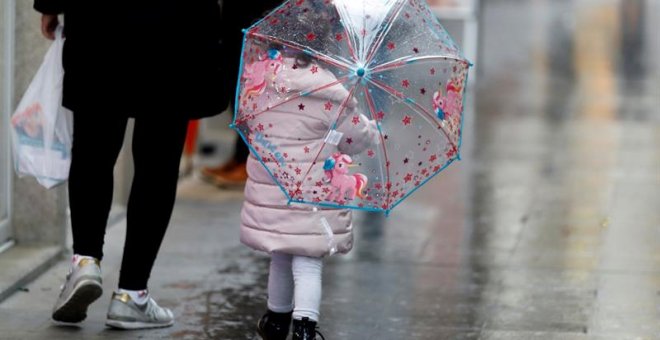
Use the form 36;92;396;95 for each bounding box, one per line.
304;146;310;153
403;158;409;164
257;123;265;131
387;42;396;50
430;68;436;75
298;103;305;110
352;116;360;125
306;32;316;41
367;150;375;158
335;33;343;41
402;115;412;125
402;79;410;88
433;165;441;172
413;47;419;53
420;88;426;95
345;138;353;144
311;66;319;74
404;173;413;183
324;101;333;111
429;154;438;162
283;152;289;158
315;181;323;187
292;64;299;70
295;167;302;175
375;111;385;121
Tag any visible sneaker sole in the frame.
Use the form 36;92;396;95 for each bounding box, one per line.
52;280;103;323
106;319;174;330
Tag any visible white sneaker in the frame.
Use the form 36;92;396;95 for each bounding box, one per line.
52;257;103;323
106;292;175;330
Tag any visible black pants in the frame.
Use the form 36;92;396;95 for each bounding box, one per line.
68;111;188;290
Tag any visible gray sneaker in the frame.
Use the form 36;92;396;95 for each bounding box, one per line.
52;257;103;323
106;292;175;330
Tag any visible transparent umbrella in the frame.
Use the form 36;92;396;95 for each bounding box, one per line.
232;0;471;214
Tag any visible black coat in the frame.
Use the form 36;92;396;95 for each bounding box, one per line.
34;0;225;119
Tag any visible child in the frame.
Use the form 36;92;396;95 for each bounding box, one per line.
238;44;380;339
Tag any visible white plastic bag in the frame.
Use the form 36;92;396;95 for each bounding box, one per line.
10;27;72;189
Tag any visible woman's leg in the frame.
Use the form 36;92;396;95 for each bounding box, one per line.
69;111;128;260
268;253;295;313
117;116;189;290
292;256;323;322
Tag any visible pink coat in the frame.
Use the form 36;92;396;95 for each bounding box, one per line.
240;58;379;258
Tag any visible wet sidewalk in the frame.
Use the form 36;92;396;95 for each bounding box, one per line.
1;0;659;339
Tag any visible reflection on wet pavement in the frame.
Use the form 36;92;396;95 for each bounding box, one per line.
0;0;657;339
169;0;660;338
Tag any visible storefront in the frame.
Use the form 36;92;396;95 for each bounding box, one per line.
0;0;14;250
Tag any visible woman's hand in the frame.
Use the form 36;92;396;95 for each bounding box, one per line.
40;14;59;40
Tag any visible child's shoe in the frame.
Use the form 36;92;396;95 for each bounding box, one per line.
257;310;292;340
292;317;325;340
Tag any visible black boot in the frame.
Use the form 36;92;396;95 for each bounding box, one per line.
256;310;292;340
292;317;325;340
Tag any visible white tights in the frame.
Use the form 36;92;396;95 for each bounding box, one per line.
267;253;323;322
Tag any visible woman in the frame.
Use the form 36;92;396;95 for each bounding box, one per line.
35;0;226;329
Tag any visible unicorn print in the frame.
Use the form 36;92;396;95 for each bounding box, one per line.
323;153;368;202
242;49;285;98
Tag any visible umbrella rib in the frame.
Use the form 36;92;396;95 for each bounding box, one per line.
370;55;469;74
367;77;457;151
251;33;353;71
363;86;392;211
294;80;360;198
243;75;352;121
363;0;408;67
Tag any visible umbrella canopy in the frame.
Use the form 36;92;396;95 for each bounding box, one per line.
232;0;471;214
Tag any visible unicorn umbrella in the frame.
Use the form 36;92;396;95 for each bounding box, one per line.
231;0;471;214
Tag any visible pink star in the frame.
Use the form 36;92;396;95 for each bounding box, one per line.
335;33;343;41
375;111;385;121
402;115;412;126
401;79;410;88
324;101;333;111
352;116;360;125
257;123;265;131
298;103;305;110
311;66;319;74
295;167;302;175
306;32;316;41
430;68;436;75
429;154;438;162
304;146;310;153
404;173;413;183
367;149;375;158
387;42;396;50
